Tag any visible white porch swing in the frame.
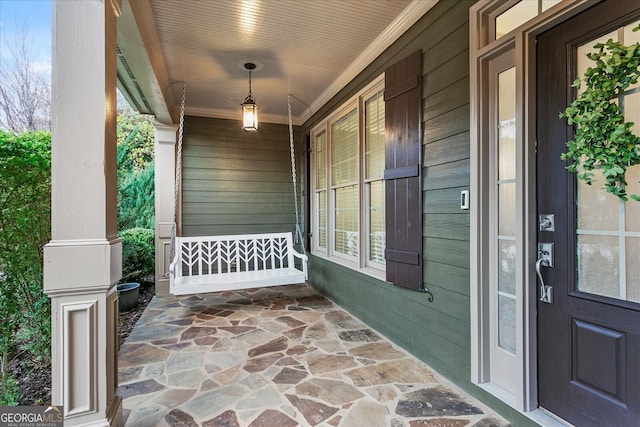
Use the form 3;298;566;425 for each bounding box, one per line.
167;85;308;295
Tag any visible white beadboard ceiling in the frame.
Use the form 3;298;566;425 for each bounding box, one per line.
118;0;436;125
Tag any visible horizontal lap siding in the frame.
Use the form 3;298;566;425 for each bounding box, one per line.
182;117;299;237
307;0;474;383
306;1;530;422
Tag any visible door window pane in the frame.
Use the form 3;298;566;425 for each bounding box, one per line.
576;31;617;96
495;65;517;355
496;1;538;39
541;0;561;12
626;165;640;232
627;237;640;303
498;295;516;353
495;1;561;40
498;68;516;180
577;235;620;299
498;183;516;237
575;26;640;303
498;240;516;294
624;20;640;91
577;169;619;231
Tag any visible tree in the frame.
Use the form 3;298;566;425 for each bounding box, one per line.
0;25;51;133
116;97;156;231
118;162;155;230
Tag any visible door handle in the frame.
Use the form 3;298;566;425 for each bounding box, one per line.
536;247;553;304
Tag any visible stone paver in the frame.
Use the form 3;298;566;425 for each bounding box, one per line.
118;284;509;426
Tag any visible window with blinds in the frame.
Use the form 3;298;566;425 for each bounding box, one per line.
331;109;359;257
365;90;385;265
311;75;385;276
315;130;327;250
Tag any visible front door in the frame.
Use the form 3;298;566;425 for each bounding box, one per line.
537;1;640;425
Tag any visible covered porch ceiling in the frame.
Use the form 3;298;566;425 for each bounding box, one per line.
116;0;437;125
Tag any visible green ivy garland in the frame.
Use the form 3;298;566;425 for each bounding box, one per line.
559;26;640;202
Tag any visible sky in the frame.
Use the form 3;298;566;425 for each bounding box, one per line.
0;0;52;73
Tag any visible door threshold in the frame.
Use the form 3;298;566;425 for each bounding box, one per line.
525;408;574;427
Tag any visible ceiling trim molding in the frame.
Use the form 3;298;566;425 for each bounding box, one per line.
300;0;438;124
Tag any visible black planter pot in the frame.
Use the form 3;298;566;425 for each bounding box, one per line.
117;282;140;312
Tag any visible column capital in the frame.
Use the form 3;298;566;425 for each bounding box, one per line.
154;121;179;144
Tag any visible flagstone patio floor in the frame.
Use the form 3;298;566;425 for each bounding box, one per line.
118;283;509;427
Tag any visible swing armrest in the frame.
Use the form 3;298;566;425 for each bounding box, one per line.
168;252;179;277
292;249;308;281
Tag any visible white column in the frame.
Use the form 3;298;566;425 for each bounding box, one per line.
154;123;178;295
44;1;122;426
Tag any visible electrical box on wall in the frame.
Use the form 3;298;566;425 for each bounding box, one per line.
460;190;470;210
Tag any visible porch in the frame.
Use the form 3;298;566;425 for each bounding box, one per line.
118;284;506;426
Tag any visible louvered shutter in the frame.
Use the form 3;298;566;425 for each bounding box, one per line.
384;50;423;291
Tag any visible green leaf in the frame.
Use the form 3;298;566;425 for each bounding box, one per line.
559;35;640;202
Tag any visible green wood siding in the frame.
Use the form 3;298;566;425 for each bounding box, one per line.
305;1;535;425
181;116;303;237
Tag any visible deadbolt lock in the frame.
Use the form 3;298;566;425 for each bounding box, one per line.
539;214;555;231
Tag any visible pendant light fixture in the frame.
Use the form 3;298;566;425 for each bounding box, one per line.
241;62;259;131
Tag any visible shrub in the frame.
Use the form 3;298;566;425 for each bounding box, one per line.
120;228;155;283
118;163;154;230
0;373;19;406
0;131;51;398
116;109;155;231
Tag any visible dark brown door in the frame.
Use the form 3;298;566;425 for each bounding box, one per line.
537;2;640;426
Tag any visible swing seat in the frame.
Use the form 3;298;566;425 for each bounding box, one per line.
169;232;308;295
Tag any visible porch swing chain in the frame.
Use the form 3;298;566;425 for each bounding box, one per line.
168;89;300;277
167;82;186;276
288;94;305;255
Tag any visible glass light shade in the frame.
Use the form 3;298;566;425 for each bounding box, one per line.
242;98;258;131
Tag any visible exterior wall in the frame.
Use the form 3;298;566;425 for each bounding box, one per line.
181;116;304;237
304;1;532;424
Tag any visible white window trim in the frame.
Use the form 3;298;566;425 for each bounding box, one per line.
469;0;594;420
311;74;386;280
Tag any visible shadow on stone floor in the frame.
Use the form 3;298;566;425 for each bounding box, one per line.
118;284;509;427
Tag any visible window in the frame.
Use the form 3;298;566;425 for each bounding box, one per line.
494;0;560;39
365;91;386;265
314;131;327;250
470;0;578;414
332;109;359;258
311;76;385;275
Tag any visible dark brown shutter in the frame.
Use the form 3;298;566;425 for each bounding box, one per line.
384;50;423;291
